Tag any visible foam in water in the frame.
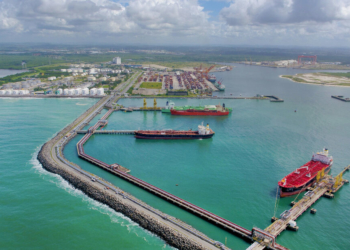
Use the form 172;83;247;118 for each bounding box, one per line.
30;147;172;247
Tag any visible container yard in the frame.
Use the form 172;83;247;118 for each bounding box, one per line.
136;70;219;93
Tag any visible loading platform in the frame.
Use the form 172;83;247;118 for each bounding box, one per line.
74;107;348;250
264;96;284;102
77;130;135;134
77;121;254;240
247;166;349;250
331;95;350;102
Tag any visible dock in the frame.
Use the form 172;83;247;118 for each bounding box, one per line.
264;96;284;102
331;95;350;102
75;107;349;250
77;130;135;134
76;117;255;241
74;108;292;250
247;165;350;250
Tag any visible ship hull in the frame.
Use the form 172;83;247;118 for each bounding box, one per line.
171;110;229;116
279;165;331;197
135;132;214;140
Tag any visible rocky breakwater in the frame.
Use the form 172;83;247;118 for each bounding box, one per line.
37;97;214;250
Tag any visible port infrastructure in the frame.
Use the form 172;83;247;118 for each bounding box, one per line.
76;107;289;250
331;95;350;102
54;96;347;250
248;166;349;250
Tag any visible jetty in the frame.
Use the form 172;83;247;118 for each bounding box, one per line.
247;166;349;250
76;117;254;240
77;130;135;134
38;93;348;250
264;96;284;102
331;95;350;102
38;95;231;250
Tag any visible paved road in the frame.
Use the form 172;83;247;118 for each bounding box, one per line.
114;71;143;94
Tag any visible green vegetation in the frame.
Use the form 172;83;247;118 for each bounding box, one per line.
126;87;134;95
321;72;350;78
140;82;162;89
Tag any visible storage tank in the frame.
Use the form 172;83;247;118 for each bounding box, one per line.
68;89;74;95
19;90;29;95
81;88;89;95
63;89;69;95
12;90;19;95
5;89;12;95
97;88;104;96
90;88;97;96
74;88;82;95
0;90;5;95
57;88;63;95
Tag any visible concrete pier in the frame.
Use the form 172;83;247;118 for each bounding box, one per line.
331;95;350;102
37;95;229;250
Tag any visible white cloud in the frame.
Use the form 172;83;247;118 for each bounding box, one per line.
220;0;350;25
0;0;211;40
0;0;350;46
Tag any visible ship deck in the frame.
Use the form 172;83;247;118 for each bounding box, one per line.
279;160;329;188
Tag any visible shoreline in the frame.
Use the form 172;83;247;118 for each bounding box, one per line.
279;75;350;88
36;95;226;250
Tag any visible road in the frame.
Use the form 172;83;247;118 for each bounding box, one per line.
114;71;143;94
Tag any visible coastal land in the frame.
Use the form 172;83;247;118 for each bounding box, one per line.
280;72;350;87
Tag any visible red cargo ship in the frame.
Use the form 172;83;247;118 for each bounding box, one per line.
278;149;333;197
135;123;214;139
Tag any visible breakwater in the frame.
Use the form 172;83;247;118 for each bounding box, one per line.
37;95;222;250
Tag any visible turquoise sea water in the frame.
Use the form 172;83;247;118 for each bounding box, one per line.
0;98;172;250
2;64;350;249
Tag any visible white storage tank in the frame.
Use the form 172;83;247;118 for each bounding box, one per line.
5;89;12;95
57;88;63;95
63;89;69;95
0;90;5;95
81;88;89;95
68;89;74;95
12;90;19;95
97;88;104;96
90;88;97;96
19;90;29;95
74;88;82;95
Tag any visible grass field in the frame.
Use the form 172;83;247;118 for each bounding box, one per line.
321;72;350;78
140;82;162;89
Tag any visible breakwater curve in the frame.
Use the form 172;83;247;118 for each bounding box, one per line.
37;95;226;250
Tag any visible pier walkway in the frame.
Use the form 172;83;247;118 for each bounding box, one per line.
75;108;289;250
77;130;135;134
248;166;349;250
331;95;350;102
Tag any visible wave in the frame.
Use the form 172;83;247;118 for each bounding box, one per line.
76;103;88;106
30;147;174;248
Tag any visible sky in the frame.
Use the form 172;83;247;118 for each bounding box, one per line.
1;0;350;47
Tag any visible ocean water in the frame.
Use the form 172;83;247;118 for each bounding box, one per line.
2;64;350;250
0;69;28;78
63;64;350;250
0;98;172;250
